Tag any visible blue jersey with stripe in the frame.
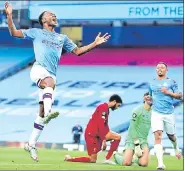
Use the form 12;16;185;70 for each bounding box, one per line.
149;78;180;114
21;28;77;76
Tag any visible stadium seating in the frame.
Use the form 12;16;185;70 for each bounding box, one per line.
0;47;34;81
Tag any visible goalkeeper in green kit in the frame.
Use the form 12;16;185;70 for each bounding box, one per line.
114;92;152;167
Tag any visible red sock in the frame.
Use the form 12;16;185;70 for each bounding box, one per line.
106;139;120;160
67;156;91;163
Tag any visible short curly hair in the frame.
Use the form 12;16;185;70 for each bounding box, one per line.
109;94;122;104
38;11;47;26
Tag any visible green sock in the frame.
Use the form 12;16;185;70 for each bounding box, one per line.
114;153;123;165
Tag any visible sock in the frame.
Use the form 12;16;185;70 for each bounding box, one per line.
43;87;53;116
114;153;123;165
67;157;91;163
154;144;164;167
170;139;180;152
106;139;120;160
29;116;44;147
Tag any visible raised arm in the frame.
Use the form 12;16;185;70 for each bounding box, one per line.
5;2;23;38
72;32;111;56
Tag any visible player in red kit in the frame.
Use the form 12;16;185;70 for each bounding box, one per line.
64;94;123;164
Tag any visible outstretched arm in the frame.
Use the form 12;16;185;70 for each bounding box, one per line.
72;32;111;56
5;2;23;38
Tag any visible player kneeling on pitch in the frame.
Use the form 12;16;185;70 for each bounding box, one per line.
64;94;122;164
114;92;152;167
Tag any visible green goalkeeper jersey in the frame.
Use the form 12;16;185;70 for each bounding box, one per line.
126;105;151;143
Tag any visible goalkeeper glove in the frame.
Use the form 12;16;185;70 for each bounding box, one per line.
134;140;143;158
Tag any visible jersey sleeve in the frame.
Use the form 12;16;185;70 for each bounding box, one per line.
131;107;141;121
63;35;77;53
97;106;110;140
21;28;38;40
171;80;181;93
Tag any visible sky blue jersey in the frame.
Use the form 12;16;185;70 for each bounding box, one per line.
21;28;77;76
149;78;181;114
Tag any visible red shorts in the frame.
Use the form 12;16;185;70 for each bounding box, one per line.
85;132;102;156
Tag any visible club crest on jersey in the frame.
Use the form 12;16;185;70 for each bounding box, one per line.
102;112;106;119
132;113;137;121
132;113;137;118
58;36;62;40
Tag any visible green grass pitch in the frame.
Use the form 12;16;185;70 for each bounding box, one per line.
0;147;183;170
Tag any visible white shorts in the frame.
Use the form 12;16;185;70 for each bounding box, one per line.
30;64;56;86
151;110;175;135
30;64;56;103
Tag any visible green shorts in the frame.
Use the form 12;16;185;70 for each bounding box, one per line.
124;141;148;151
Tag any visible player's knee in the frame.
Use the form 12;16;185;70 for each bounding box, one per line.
139;160;148;167
114;134;121;141
40;77;55;89
155;136;162;141
90;157;97;163
89;155;97;163
123;160;132;166
154;131;162;141
117;134;121;141
90;159;97;163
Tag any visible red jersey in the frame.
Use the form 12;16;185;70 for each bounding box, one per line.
85;103;110;140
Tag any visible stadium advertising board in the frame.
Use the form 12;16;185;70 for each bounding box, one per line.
29;1;183;20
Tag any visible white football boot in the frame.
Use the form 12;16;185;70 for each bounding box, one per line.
157;164;166;170
103;159;116;165
64;154;72;161
175;150;182;160
24;143;38;162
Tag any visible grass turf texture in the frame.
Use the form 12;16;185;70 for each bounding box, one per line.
0;147;183;170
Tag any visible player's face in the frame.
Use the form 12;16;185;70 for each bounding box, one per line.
156;64;167;77
144;95;152;106
43;11;58;27
111;102;121;111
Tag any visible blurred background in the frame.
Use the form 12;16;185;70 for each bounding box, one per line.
0;1;183;156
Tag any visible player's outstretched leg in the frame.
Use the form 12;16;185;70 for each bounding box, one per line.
167;134;182;160
24;103;45;161
104;131;121;164
24;143;38;162
25;115;44;161
154;131;166;170
64;154;97;163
